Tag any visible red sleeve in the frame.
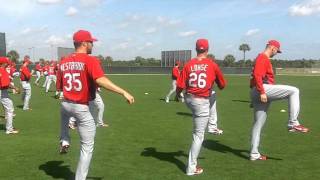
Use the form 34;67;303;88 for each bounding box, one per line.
87;57;105;80
22;67;31;79
172;68;179;79
56;67;62;91
176;65;187;89
213;64;226;90
253;57;266;94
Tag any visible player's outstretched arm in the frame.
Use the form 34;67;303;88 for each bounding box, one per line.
96;76;134;104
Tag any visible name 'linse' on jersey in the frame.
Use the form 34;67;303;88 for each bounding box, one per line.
190;64;209;72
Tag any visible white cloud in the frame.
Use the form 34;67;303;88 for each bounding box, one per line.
66;6;78;16
137;42;154;50
245;28;260;36
157;16;182;26
45;35;66;45
80;0;103;7
145;27;157;34
21;28;32;35
289;0;320;16
118;22;129;29
168;19;181;25
37;0;63;5
178;31;197;37
258;0;274;3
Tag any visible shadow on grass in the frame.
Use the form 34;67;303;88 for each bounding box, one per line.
232;99;251;103
203;140;282;161
39;161;103;180
0;124;5;130
141;147;187;173
176;112;192;117
39;161;74;180
16;105;24;109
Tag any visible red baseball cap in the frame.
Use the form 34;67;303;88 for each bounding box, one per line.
73;30;97;43
196;39;209;51
267;40;281;53
0;57;10;64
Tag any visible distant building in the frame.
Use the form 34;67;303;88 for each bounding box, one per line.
0;33;6;56
57;47;74;60
161;50;192;67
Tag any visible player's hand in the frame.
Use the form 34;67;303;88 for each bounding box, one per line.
260;93;267;103
123;92;134;104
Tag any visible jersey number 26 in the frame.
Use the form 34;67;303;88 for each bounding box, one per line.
188;72;207;88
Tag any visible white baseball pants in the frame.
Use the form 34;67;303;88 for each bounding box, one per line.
250;84;301;159
35;71;41;84
0;89;14;132
21;81;31;110
207;91;218;131
46;75;57;93
185;94;210;174
89;92;105;126
60;100;96;180
165;80;177;101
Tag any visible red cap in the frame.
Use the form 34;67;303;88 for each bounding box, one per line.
0;57;10;64
196;39;209;51
267;40;281;53
73;30;97;43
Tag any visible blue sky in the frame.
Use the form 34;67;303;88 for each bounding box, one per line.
1;0;320;61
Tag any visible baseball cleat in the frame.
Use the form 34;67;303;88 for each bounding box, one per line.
165;98;169;103
250;155;267;161
6;128;19;135
288;125;309;133
186;166;203;176
97;123;109;128
208;128;223;135
59;142;70;154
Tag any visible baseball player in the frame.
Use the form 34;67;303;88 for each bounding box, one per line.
42;61;49;88
249;40;309;161
34;62;42;86
0;57;20;134
176;39;226;176
89;88;108;127
207;90;223;135
56;30;134;180
165;62;181;103
45;61;57;93
20;56;32;111
69;88;108;129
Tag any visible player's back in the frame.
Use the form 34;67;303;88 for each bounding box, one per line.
59;53;100;104
181;58;218;97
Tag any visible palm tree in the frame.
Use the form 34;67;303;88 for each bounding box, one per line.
239;44;250;61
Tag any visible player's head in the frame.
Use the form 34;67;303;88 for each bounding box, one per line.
73;30;97;54
175;61;180;67
23;56;32;65
196;39;209;54
266;40;281;58
0;57;10;67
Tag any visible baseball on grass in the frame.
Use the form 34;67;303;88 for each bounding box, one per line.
280;109;286;112
144;92;149;95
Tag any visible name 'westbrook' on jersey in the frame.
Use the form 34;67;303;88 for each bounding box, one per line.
60;62;85;71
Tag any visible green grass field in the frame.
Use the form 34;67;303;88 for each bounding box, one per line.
0;74;319;180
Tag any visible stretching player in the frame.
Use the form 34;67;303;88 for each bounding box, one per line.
207;91;223;135
56;30;134;180
42;61;49;88
45;61;57;93
20;56;32;111
0;57;20;134
89;88;108;127
165;62;182;103
176;39;226;176
34;62;42;86
249;40;309;161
